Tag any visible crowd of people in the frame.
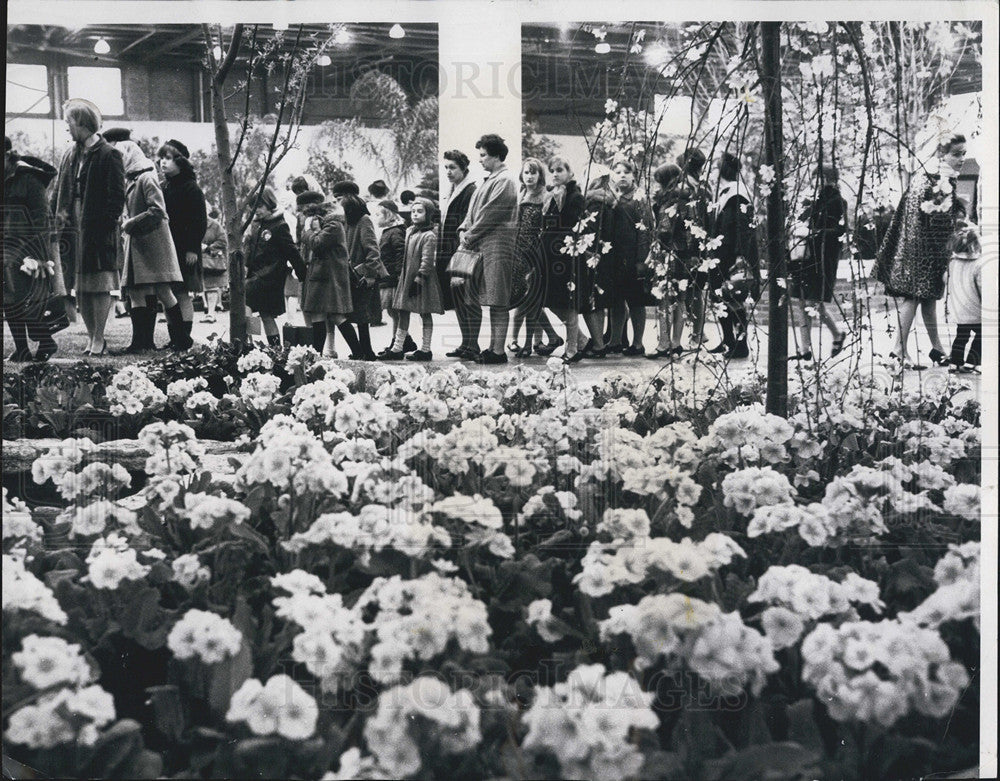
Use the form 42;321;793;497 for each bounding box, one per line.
3;101;982;374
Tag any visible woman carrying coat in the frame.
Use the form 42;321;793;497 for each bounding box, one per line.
158;140;207;350
335;184;388;361
110;139;184;353
245;187;306;348
4;136;60;362
297;191;369;359
541;157;588;363
381;198;444;362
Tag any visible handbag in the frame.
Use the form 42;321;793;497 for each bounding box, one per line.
202;250;228;272
446;247;482;277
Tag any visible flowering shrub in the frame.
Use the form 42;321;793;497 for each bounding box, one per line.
1;349;981;779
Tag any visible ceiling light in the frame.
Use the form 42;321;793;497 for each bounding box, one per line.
212;45;223;61
389;24;405;39
94;37;110;55
335;28;352;45
595;41;611;55
317;54;332;66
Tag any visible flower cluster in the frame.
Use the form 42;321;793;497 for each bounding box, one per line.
801;620;969;726
283;504;449;559
2;554;68;624
171;553;211;588
236;348;274;375
364;677;481;778
521;663;658;781
749;565;884;647
167;609;243;664
575;533;744;596
85;533;151;589
722;467;796;515
166;376;208;403
3;488;41;542
138;421;205;477
900;542;980;629
58;498;139;538
181;492;251;530
239;371;282;411
12;635;93;689
943;483;980;521
106;364;167;416
226;674;318;740
237;416;348;495
5;684;116;748
355;573;491;683
704;406;798;466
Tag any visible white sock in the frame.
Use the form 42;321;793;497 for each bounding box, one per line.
392;328;408;352
421;317;433;352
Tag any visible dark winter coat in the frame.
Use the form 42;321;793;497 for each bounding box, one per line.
246;214;305;317
792;184;847;302
437;177;477;309
52;137;125;275
541;180;588;311
707;185;760;300
300;204;353;316
162;158;208;293
122;169;184;287
611;190;654;305
345;214;386;324
4;155;57;316
378;223;407;289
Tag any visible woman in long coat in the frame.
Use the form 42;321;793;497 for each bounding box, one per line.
4;136;59;362
541;158;588;363
112;140;184;353
297;191;355;357
339;193;388;360
875;133;967;369
790;165;848;360
246;187;306;348
381;198;443;362
158;142;207;350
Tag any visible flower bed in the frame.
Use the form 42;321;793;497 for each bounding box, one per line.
2;343;981;779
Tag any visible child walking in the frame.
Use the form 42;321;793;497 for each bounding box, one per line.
947;222;983;374
380;198;444;361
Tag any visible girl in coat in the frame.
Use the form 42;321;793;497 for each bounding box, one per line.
790;165;848;360
540;157;588;363
375;200;416;356
111;139;184;353
246;187;306;347
297;191;370;359
338;190;388;361
158;140;208;349
381;198;444;361
201;207;228;323
4;136;59;362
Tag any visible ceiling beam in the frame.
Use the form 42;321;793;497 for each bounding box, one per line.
144;28;204;59
117;30;161;56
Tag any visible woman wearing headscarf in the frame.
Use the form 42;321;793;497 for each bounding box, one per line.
297;191;358;357
334;182;388;361
157;139;207;350
875;132;967;369
245;186;306;347
52;98;125;356
110;139;184;353
4;135;60;362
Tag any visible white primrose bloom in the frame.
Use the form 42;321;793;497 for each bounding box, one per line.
2;489;42;542
172;554;211;588
240;371;282;410
236;348;274;374
3;554;68;624
13;635;94;689
167;609;243;665
5;685;115;749
226;674;319;740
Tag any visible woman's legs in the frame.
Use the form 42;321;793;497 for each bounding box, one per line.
391;311;412;352
356;323;375;358
204;290;221;318
628;304;646;349
795;298;813;355
607;303;628;349
949;323;974;365
7;318;31;358
420;313;434;352
89;292;112;352
510;307;525;346
817;302;843;341
919;299;946;353
583;310;606;351
892;297;919;359
260;315;280;347
537;308;559;344
654;302;671;351
553;308;580;358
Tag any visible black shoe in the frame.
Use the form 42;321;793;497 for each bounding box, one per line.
377;350;406;361
406;350;433;361
445;347;467;358
622;345;645;356
476;349;508;365
605;344;624;355
928;348;950;367
515;344;533;358
726;344;750;360
403;335;418;353
645;348;672;360
583;345;608;359
34;341;59;362
350;352;378;362
563;351;584;364
7;348;33;362
789;351;813;362
706;343;729;354
831;333;846;356
535;336;563;356
461;347;482;361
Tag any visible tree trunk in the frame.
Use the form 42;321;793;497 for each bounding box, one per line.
761;22;788;417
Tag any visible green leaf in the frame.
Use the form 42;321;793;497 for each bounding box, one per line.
639;750;688;780
786;699;825;754
80;719;155;779
232;737;289;778
701;742;820;781
119;587;173;650
146;685;185;742
208;599;254;715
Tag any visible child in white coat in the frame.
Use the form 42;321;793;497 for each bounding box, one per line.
946;222;983;373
